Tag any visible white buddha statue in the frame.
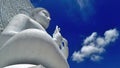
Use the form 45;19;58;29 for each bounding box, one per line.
0;8;69;68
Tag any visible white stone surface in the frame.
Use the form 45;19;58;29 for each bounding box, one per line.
4;64;46;68
0;7;69;68
4;64;37;68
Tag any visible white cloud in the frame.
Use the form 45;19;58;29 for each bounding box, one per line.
104;29;119;43
90;55;103;61
77;0;95;20
72;28;119;62
83;32;97;45
77;0;93;9
72;51;85;62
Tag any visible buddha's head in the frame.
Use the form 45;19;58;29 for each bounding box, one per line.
31;8;51;29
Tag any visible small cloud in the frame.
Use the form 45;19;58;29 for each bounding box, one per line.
83;32;97;45
72;51;85;62
90;55;103;61
77;0;95;20
72;28;119;62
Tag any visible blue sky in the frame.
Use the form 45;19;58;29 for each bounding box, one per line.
31;0;120;68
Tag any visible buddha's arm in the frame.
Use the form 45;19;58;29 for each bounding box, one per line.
0;14;29;47
2;14;45;35
2;14;30;35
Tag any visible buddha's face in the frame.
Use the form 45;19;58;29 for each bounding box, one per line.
34;9;51;29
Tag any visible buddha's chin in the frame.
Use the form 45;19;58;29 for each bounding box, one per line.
41;21;50;29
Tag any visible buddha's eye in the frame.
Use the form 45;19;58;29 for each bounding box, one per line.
41;11;49;17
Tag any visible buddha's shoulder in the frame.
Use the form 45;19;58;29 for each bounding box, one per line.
13;14;30;19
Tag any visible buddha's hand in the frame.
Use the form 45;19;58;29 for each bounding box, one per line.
52;26;69;59
53;26;63;46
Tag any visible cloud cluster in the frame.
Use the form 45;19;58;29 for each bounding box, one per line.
72;28;119;62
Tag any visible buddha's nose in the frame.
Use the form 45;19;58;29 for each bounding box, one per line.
47;17;51;21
